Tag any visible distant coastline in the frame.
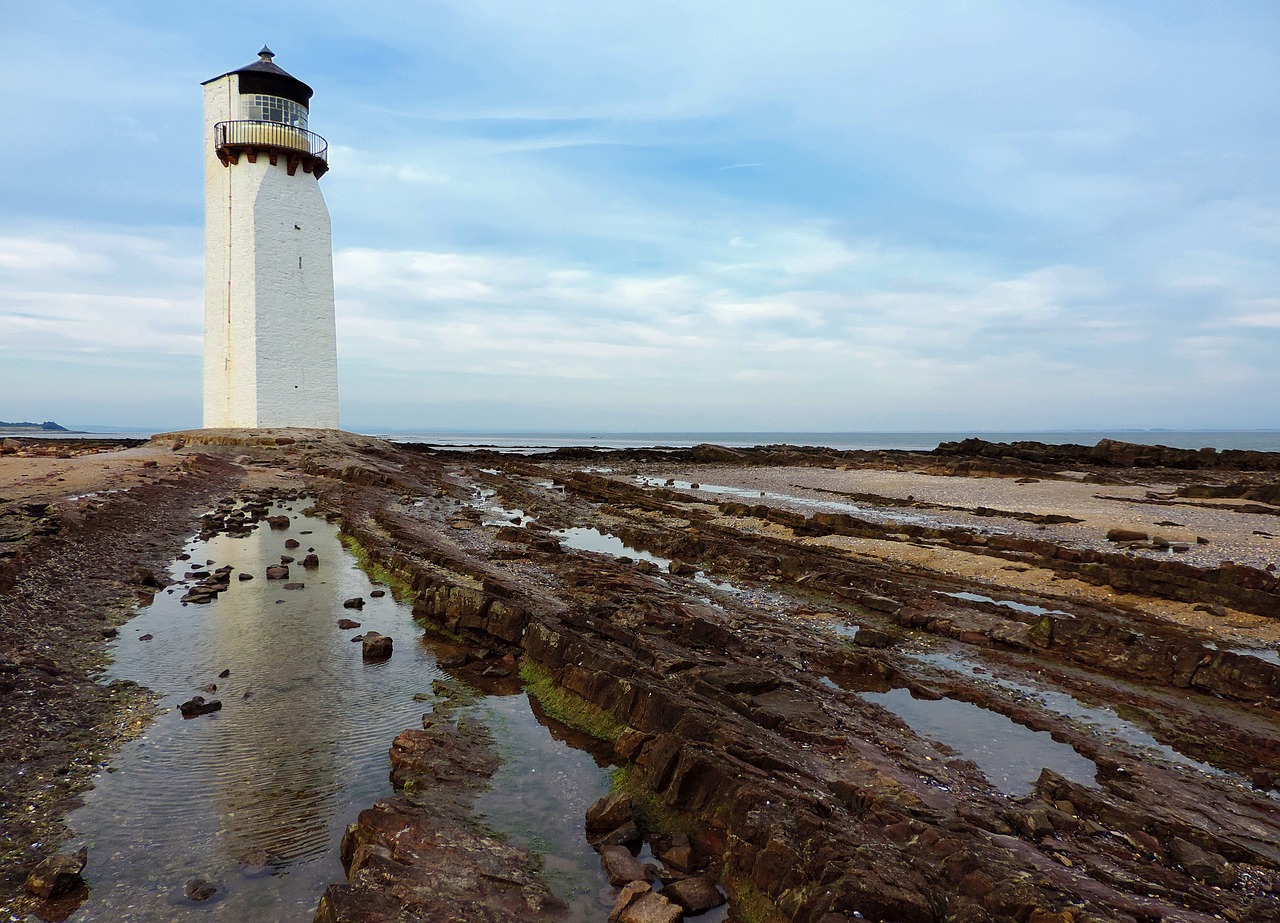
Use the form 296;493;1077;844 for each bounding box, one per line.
6;426;1280;453
0;420;79;435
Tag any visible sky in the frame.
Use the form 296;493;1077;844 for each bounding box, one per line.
2;0;1278;432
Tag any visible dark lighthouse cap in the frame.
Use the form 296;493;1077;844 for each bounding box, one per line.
202;46;314;109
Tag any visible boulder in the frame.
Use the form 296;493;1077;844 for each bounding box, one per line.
618;890;682;923
1106;528;1149;543
609;881;653;923
338;618;362;629
662;875;725;913
586;792;636;836
343;596;366;610
301;553;320;569
600;845;648;885
362;631;393;661
267;515;290;529
265;564;289;580
24;847;87;898
284;538;301;549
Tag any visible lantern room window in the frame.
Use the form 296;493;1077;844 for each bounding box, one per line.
244;94;308;129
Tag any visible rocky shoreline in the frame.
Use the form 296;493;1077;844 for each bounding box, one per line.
2;432;1279;922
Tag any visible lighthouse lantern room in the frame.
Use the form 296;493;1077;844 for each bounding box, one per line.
201;48;340;429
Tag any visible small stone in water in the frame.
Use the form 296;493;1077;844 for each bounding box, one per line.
218;668;230;678
139;634;153;642
185;879;217;901
24;847;87;898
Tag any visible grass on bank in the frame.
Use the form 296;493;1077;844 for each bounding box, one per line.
337;531;414;601
518;661;625;743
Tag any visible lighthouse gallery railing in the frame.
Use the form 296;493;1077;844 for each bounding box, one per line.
213;120;329;164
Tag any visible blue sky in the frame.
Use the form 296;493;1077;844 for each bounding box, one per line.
2;1;1278;432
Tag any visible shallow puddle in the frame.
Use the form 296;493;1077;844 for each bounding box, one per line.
860;688;1098;797
557;526;674;568
57;502;624;922
938;590;1072;618
557;526;742;598
912;650;1251;786
632;475;944;527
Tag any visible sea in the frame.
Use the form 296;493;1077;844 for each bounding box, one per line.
369;430;1280;453
16;429;1280;453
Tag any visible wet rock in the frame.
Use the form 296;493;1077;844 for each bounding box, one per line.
343;596;366;610
609;881;653;923
285;538;301;549
658;835;695;872
179;696;222;718
586;791;636;836
668;560;698;577
618;890;681;923
280;555;295;564
594;821;644;847
266;564;289;580
25;847;87;898
852;628;898;649
239;848;272;868
600;845;648;885
218;668;231;678
1106;528;1149;543
362;631;393;661
861;594;901;614
283;582;305;590
370;589;386;598
132;566;164;588
267;515;290;529
1168;837;1238;887
338;618;362;629
301;553;320;568
238;572;254;581
661;875;725;913
139;633;153;641
185;878;218;901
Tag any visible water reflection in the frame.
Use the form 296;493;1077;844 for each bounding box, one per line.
861;687;1098;797
64;505;448;921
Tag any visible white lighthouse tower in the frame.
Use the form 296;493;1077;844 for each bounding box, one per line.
201;48;340;429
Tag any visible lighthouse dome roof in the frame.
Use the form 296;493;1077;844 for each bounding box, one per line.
202;47;314;109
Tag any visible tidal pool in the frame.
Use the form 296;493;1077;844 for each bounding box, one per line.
58;501;620;922
860;687;1098;797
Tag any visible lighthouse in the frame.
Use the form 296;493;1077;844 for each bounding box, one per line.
201;48;340;429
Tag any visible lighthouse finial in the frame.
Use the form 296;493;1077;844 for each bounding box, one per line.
258;46;274;62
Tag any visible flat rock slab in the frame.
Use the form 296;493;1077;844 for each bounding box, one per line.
315;717;562;922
